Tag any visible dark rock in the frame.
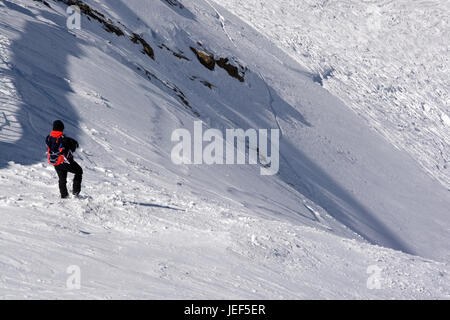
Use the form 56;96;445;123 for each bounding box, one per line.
160;44;190;61
33;0;51;8
190;47;215;70
131;33;155;60
60;0;124;36
216;57;245;82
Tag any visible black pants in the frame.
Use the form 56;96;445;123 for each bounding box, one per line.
55;160;83;197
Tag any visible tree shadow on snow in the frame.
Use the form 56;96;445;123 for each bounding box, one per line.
0;4;82;169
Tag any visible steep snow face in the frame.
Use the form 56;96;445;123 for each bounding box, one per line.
82;0;450;261
0;0;449;298
215;0;450;189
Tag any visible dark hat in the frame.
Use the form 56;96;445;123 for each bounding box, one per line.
53;120;65;132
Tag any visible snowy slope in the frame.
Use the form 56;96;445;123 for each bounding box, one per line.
1;162;449;299
214;0;450;189
0;0;449;299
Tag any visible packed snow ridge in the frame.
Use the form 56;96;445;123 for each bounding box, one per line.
0;0;449;299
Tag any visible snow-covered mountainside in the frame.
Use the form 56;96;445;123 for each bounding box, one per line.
0;0;449;299
216;0;450;189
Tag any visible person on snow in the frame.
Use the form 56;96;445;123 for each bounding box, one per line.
45;120;83;199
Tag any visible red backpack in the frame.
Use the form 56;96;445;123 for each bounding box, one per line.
46;132;67;166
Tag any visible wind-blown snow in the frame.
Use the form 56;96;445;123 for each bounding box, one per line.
0;0;449;299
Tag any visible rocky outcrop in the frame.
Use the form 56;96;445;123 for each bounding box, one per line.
131;33;155;60
33;0;51;8
190;47;246;82
190;47;216;71
164;0;185;10
159;44;190;61
30;0;247;117
61;0;124;36
216;57;245;82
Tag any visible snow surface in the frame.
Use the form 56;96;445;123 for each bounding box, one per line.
214;0;450;189
0;0;449;299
